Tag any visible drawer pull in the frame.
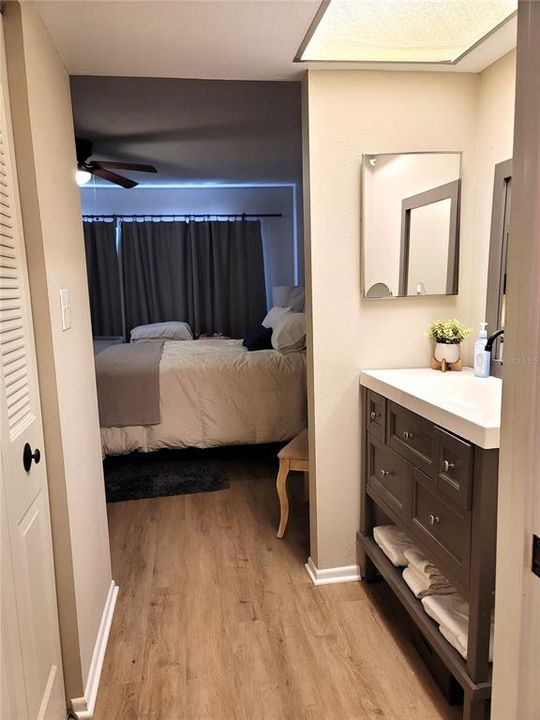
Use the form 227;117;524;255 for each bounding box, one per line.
379;468;391;478
370;411;377;421
402;430;414;441
428;513;441;526
441;459;455;473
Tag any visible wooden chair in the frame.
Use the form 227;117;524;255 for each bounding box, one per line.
275;429;309;538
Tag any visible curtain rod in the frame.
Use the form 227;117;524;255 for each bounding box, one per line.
82;212;282;220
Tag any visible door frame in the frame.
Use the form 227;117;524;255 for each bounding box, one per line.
491;1;540;717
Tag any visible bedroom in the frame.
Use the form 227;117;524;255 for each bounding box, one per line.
75;76;308;462
1;2;539;720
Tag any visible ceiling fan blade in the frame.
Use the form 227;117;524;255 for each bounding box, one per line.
91;166;137;189
94;161;157;173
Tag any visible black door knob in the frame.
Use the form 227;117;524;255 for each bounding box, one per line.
23;443;41;472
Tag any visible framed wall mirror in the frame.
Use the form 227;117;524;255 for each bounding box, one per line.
362;151;462;299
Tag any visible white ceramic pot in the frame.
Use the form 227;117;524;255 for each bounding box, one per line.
434;342;461;364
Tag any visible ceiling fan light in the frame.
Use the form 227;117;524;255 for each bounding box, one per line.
76;169;92;186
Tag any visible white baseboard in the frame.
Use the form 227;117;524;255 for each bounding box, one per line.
305;556;362;586
70;580;119;720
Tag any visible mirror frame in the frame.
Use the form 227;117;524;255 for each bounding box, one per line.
486;158;512;378
398;178;461;296
361;151;463;300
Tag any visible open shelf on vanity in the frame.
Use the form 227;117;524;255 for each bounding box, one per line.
357;531;492;702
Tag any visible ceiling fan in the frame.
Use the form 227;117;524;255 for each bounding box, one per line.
75;137;157;189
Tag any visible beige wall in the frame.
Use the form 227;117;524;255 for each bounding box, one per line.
469;50;516;335
304;58;515;570
4;1;112;702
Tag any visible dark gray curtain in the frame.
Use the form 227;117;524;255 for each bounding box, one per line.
121;220;267;338
83;221;123;337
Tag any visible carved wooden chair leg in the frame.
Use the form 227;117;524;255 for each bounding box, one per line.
276;459;290;538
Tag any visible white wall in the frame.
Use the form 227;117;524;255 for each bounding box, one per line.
5;1;113;705
80;184;302;308
304;56;515;571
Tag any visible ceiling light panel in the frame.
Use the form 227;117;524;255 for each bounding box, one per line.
300;0;517;64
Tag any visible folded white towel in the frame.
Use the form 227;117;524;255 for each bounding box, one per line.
422;594;494;661
404;549;448;582
402;566;428;598
440;623;494;662
438;624;468;660
402;566;457;599
373;525;416;567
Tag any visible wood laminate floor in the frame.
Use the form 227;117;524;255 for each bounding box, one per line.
94;446;461;720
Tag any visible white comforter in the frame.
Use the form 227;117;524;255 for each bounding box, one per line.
101;339;307;455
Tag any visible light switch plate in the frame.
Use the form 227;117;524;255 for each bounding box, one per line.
59;288;71;331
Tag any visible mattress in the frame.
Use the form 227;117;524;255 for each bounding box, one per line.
100;338;307;455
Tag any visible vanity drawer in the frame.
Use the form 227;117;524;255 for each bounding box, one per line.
412;470;471;587
367;390;386;442
367;436;412;524
434;427;473;510
387;401;436;477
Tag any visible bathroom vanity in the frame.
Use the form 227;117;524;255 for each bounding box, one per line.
358;368;502;720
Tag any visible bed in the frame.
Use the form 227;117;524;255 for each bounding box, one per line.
99;338;307;456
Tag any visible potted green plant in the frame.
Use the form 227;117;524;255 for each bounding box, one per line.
426;319;472;371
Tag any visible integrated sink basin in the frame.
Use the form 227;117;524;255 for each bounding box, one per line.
360;367;502;448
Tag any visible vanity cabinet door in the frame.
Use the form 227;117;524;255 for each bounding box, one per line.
434;427;473;510
367;437;412;524
387;402;436;477
367;390;386;442
412;470;472;588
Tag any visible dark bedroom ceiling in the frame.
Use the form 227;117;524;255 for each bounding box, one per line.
69;76;302;186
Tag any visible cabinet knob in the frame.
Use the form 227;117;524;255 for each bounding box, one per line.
370;411;377;421
402;430;413;441
428;513;440;526
379;468;390;478
441;459;455;473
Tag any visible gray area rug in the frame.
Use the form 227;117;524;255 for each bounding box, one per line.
103;449;230;503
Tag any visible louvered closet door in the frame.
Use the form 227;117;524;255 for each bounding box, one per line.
0;17;65;720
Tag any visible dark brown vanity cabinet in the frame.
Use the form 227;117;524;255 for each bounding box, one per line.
359;388;499;720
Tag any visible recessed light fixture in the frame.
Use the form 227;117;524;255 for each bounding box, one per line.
297;0;517;65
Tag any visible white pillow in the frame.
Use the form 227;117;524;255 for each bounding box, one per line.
262;305;292;329
272;285;305;312
130;321;193;342
271;313;306;353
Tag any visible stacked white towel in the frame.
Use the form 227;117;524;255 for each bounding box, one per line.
401;550;457;598
373;525;416;566
422;594;494;661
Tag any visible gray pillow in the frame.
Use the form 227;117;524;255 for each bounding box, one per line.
130;321;193;342
272;285;305;312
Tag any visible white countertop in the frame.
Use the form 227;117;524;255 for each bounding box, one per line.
360;367;502;449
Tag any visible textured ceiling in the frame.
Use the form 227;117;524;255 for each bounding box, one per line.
302;0;517;63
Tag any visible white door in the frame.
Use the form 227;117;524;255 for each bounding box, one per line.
0;15;65;720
